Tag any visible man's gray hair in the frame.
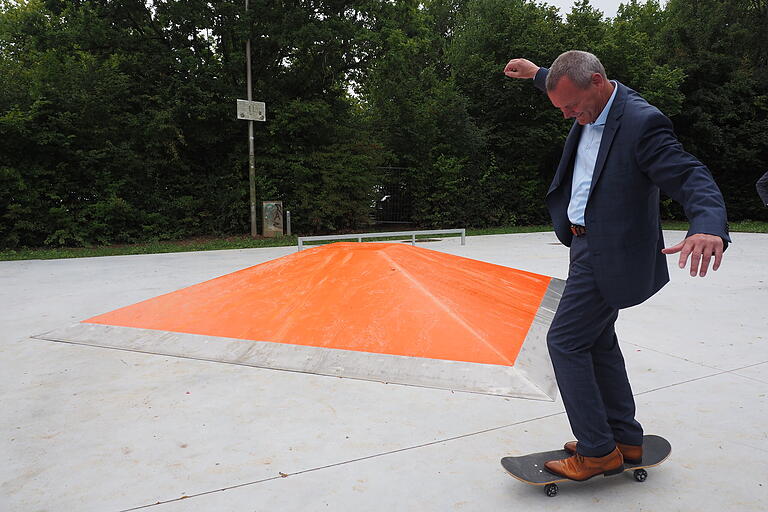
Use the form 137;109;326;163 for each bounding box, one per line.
545;50;607;91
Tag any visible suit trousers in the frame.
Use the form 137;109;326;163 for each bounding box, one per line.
546;235;644;457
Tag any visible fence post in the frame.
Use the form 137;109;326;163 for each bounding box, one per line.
286;211;291;236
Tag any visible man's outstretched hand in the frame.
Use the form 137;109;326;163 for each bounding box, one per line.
504;58;540;79
661;233;724;277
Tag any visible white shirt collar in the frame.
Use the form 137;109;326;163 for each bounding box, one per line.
592;81;618;127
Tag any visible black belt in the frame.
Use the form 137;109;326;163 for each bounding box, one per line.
570;224;586;237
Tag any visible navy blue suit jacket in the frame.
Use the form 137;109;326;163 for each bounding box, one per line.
534;68;730;308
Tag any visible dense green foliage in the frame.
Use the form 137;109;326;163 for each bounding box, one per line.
1;0;766;248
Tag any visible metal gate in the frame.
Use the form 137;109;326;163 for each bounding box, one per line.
372;166;414;225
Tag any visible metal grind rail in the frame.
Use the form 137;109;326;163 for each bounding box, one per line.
297;229;466;251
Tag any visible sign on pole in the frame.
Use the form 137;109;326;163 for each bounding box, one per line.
237;99;266;122
237;97;265;238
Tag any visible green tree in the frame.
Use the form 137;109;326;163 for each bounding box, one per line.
448;0;565;225
0;0;387;247
1;0;764;250
661;0;768;221
595;1;686;117
359;0;486;227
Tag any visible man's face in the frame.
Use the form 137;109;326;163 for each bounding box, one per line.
547;75;605;125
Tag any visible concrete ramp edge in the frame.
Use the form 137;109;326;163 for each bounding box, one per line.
33;321;557;401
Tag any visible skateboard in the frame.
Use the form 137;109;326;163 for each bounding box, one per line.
500;434;671;497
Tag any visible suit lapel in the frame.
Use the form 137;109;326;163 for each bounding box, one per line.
588;82;627;198
547;121;582;195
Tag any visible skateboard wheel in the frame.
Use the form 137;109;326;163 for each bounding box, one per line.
634;469;648;482
545;483;558;497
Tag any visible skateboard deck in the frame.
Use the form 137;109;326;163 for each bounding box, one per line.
500;434;671;497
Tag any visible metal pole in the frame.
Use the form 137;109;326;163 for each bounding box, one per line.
246;0;257;237
286;210;291;236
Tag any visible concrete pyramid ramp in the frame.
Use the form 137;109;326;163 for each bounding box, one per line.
36;243;564;400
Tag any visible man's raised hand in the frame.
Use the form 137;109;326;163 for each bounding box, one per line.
503;58;540;79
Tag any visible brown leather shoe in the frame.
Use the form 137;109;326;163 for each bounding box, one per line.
544;447;624;481
564;441;643;464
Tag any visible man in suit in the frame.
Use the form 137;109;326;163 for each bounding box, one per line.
503;51;729;480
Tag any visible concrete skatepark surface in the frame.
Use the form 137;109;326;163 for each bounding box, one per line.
1;231;766;511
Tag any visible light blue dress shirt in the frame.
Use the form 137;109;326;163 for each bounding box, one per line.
568;81;618;226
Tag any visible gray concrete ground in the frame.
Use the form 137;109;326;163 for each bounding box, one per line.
1;231;766;512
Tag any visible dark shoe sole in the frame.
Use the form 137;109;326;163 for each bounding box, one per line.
603;465;624;476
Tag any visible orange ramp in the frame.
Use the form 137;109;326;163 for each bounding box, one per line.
37;243;564;400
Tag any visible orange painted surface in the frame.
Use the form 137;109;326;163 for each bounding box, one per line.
84;243;551;366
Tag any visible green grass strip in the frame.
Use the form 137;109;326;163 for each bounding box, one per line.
1;221;765;261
